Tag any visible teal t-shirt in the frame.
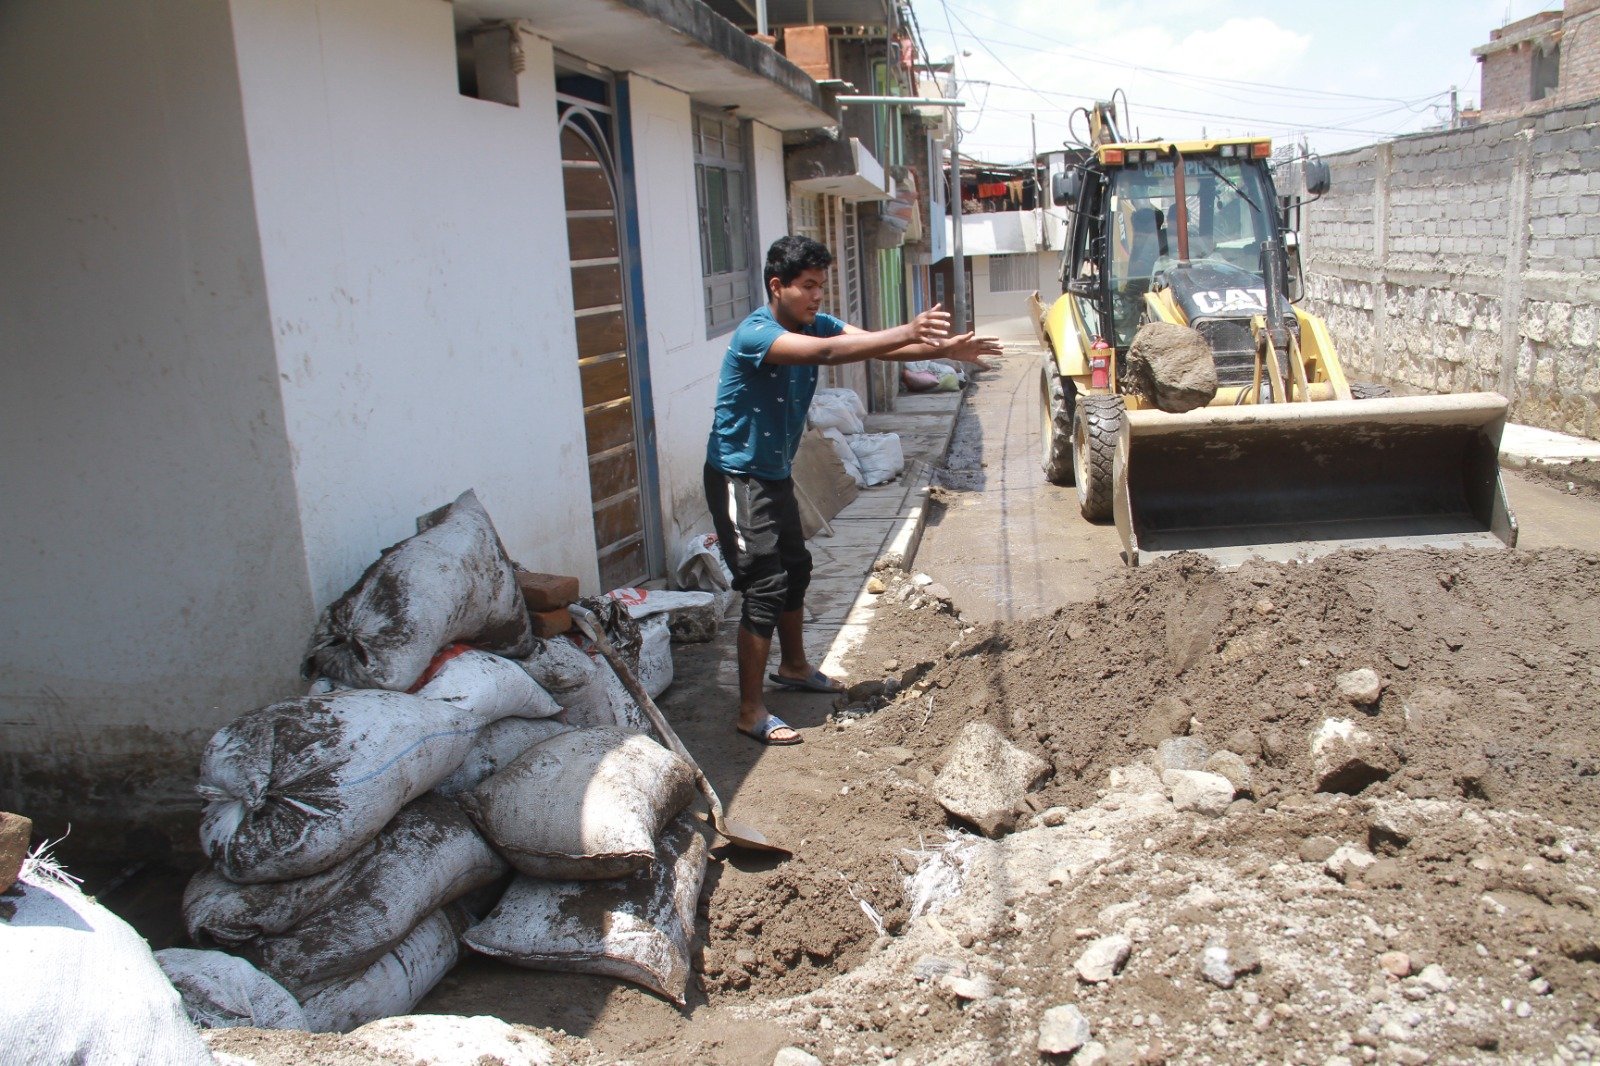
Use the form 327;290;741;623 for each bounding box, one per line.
706;305;847;480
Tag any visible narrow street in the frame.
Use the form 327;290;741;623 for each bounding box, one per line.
919;336;1600;624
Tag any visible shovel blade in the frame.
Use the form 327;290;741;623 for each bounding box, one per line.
698;811;792;856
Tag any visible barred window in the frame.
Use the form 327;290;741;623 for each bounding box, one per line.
988;254;1035;293
695;111;756;334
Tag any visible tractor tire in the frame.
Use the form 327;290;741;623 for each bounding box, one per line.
1073;393;1123;522
1350;381;1394;399
1040;364;1076;485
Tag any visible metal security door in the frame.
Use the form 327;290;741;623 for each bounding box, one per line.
558;70;659;589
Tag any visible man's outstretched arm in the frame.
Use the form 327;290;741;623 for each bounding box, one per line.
764;304;1000;368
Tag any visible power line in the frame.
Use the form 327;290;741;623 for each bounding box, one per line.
933;0;1452;106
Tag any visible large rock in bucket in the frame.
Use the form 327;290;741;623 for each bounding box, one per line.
1126;321;1218;413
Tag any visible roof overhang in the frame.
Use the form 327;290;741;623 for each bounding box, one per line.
453;0;836;131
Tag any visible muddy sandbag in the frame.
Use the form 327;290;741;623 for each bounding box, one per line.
435;717;575;798
302;489;534;691
556;664;650;733
198;680;523;883
1;859;214;1065
1125;321;1218;413
300;905;467;1034
461;813;707;1005
155;948;308;1031
410;645;560;719
515;635;597;695
188;795;506;995
462;726;696;880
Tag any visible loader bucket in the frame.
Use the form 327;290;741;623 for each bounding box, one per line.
1113;394;1519;566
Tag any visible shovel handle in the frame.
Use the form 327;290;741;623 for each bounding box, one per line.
568;605;729;829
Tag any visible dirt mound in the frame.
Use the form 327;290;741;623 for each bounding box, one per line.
700;548;1600;1063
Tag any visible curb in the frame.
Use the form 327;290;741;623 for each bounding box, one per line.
876;390;966;571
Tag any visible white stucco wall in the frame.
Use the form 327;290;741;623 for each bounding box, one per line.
627;75;790;552
230;0;597;602
0;0;313;843
972;251;1061;342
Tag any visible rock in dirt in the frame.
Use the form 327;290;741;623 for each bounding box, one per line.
1125;321;1218;413
932;722;1052;837
1298;836;1339;863
1379;951;1413;978
1310;718;1395;794
773;1048;823;1066
940;973;996;1001
1074;1042;1110;1066
348;1014;553;1065
1075;934;1132;983
0;811;31;894
1335;668;1384;706
1325;843;1378;883
1164;769;1235;817
1200;938;1262;989
1204;750;1254;795
1156;736;1211;773
1038;1004;1092;1055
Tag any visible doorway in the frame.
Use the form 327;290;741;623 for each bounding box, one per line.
556;65;661;590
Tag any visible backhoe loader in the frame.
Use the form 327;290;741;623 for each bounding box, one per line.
1039;100;1517;565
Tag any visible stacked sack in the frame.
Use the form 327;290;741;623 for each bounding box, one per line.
807;386;905;487
166;489;709;1033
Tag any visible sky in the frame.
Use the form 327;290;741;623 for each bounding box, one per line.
909;0;1561;164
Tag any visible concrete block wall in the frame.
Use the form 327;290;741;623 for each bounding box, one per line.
1301;99;1600;437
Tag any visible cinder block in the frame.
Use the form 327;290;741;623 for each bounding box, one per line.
516;571;580;612
530;606;575;638
782;24;831;80
0;811;31;894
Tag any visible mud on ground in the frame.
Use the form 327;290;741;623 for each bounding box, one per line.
698;547;1600;1064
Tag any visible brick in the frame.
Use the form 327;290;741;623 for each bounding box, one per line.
516;570;579;612
781;24;831;80
529;606;574;638
0;811;31;894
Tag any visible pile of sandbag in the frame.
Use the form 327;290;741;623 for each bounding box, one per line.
807;386;905;487
168;489;710;1035
900;358;966;392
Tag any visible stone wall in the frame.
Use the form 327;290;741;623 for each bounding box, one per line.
1300;98;1600;437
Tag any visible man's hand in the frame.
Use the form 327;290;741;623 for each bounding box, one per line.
908;303;953;346
935;332;1003;368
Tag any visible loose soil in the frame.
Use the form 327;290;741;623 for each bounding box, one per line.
105;545;1600;1064
685;546;1600;1064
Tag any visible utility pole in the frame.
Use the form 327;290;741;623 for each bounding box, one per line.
948;68;968;334
1450;85;1460;129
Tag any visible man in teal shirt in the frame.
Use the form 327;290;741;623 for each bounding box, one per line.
705;236;1001;745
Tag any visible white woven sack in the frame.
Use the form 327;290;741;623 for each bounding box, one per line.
814;386;867;420
413;647;559;721
807;391;865;435
189;795;506;995
552;656;649;733
435;717;574;798
462;726;695;880
299;905;466;1034
674;532;733;592
604;587;719;646
821;427;866;486
514;635;597;694
849;431;905;486
198;688;506;883
0;862;214;1065
302;489;534;691
349;1015;554;1066
155;948;307;1030
461;814;707;1006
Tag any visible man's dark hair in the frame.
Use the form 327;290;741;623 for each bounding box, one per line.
764;235;833;289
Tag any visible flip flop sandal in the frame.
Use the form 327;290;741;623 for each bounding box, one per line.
768;670;845;694
738;713;803;746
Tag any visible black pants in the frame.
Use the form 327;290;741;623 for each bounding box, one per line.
703;463;812;639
